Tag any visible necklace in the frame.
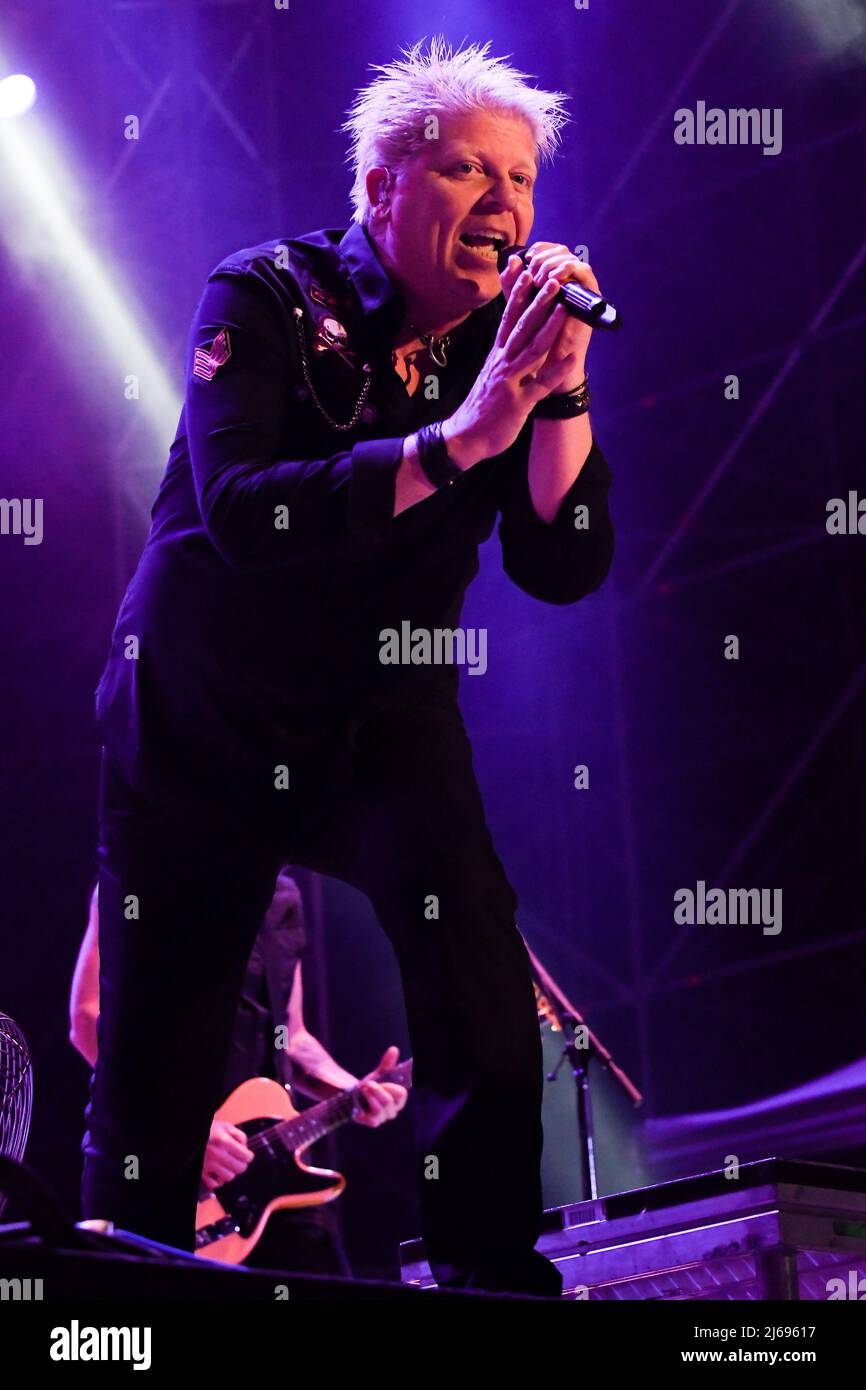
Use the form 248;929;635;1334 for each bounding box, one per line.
408;321;452;368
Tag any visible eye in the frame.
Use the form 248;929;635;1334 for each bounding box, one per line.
513;173;533;189
453;161;479;175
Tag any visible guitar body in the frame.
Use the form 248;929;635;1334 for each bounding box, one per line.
194;1077;345;1266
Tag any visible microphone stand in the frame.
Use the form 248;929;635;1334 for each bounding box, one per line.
525;942;643;1202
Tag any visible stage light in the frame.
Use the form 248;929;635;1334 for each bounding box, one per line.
0;59;179;451
0;73;36;119
785;0;866;60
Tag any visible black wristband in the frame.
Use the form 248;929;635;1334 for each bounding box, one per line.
531;376;591;421
414;421;464;489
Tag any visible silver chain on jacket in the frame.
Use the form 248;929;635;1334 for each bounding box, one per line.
292;307;372;432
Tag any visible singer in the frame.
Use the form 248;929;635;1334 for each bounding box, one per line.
82;37;614;1297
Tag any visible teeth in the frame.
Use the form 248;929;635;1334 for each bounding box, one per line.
459;235;503;262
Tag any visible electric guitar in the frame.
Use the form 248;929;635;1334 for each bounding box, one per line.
194;1059;413;1264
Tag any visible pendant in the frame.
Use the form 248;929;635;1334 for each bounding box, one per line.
423;334;449;368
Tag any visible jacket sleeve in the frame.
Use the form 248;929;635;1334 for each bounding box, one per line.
184;267;404;571
495;422;615;605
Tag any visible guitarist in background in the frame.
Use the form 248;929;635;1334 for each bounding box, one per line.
69;866;408;1273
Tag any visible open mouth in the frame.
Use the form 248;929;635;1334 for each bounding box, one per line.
457;232;508;263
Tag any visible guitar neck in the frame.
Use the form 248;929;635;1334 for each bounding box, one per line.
273;1059;413;1152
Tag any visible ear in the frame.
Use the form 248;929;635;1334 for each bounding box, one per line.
365;166;391;219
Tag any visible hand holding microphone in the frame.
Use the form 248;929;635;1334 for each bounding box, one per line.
498;242;622;332
500;241;620;395
442;240;617;470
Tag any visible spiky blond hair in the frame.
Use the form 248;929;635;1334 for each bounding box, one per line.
341;37;570;225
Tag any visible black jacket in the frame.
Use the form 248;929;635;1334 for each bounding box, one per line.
95;221;614;800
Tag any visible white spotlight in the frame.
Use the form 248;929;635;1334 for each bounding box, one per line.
0;74;36;119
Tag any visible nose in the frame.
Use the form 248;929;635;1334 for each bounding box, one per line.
477;174;520;216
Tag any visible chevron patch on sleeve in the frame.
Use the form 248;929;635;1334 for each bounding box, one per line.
193;328;232;381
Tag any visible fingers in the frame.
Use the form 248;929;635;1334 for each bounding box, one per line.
493;260;531;349
226;1123;252;1148
498;252;524;302
374;1044;399;1073
362;1043;399;1087
534;349;581;396
204;1121;254;1184
202;1131;254;1188
510;303;572;388
505;284;567;366
361;1080;401;1113
380;1083;408;1108
203;1158;243;1187
210;1123;254;1160
352;1043;407;1127
498;245;599;386
353;1080;409;1127
499;242;601;358
526;243;600;296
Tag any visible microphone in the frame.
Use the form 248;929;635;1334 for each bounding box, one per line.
497;244;622;332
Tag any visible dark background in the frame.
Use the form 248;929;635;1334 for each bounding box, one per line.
1;0;864;1277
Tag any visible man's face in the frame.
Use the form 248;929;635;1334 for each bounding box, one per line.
371;108;537;323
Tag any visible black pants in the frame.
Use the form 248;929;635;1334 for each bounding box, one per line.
81;692;561;1296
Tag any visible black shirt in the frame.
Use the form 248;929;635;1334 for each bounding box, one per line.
95;222;614;800
221;867;306;1098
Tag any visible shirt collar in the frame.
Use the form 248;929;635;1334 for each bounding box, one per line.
338;221;401;319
